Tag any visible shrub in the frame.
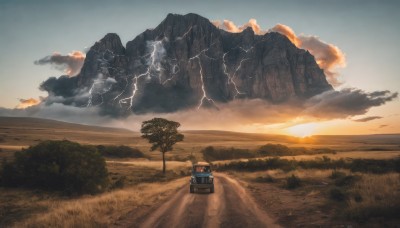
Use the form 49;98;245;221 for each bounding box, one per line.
111;176;126;189
258;144;336;157
330;187;347;201
96;145;145;158
286;174;301;189
0;140;108;195
215;157;400;174
258;144;291;156
335;175;359;187
255;174;275;183
202;146;255;161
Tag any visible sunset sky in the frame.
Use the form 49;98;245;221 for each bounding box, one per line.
0;0;399;136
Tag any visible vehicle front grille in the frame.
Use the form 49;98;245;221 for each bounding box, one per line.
196;177;209;184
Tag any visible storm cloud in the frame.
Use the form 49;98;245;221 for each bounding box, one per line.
303;89;398;119
353;116;383;122
1;87;397;133
34;51;85;76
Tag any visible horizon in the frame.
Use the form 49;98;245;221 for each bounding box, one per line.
1;116;399;138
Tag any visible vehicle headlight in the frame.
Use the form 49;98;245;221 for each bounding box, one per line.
209;177;214;183
191;176;196;183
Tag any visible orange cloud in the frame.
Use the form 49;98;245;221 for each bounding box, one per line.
299;36;346;86
269;24;301;46
223;20;241;33
213;19;266;35
16;98;40;109
240;19;263;35
269;24;345;85
35;51;86;76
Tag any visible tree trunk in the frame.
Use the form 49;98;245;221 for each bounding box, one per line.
162;152;166;174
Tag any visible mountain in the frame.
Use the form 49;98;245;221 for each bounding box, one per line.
40;13;333;116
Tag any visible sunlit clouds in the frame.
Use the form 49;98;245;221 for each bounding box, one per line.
286;122;319;138
34;51;85;76
15;98;40;109
213;19;346;86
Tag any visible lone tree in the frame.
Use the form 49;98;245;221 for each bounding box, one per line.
141;118;184;174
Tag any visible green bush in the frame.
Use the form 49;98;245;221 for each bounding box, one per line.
96;145;145;158
286;174;301;189
0;140;108;195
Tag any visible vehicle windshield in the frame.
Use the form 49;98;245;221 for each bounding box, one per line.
193;165;211;173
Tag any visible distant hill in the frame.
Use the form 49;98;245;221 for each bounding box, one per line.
1;117;399;160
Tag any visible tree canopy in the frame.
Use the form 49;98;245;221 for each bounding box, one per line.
141;118;184;173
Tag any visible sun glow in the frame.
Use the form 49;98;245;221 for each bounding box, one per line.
286;123;319;138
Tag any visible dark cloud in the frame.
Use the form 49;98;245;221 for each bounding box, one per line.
379;124;388;128
34;51;85;76
0;103;108;126
304;89;398;119
353;116;383;122
0;87;397;132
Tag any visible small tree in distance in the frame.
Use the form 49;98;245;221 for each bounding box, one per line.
141;118;184;174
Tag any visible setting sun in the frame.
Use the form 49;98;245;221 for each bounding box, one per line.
286;123;318;138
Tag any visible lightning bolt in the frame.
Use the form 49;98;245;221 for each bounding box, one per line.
86;49;124;107
112;77;129;101
87;76;114;107
189;46;217;109
238;46;254;53
175;26;193;41
117;39;166;109
162;62;179;85
221;45;255;98
222;53;248;98
118;74;142;109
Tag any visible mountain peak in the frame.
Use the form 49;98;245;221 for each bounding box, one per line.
92;33;125;54
42;13;332;116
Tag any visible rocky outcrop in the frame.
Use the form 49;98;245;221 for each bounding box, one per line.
41;13;333;115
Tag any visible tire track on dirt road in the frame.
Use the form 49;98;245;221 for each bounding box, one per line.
130;173;280;228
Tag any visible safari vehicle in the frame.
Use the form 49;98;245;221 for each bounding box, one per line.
190;162;214;193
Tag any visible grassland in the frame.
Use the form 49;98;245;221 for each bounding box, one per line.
1;117;400;161
230;169;400;227
1;117;400;227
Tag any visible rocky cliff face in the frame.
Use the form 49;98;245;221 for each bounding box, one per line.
41;13;332;115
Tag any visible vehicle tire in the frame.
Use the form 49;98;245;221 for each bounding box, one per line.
210;186;214;193
190;186;194;193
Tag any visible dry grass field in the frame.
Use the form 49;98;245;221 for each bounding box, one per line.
1;117;399;227
1;117;399;161
9;178;187;228
230;169;400;227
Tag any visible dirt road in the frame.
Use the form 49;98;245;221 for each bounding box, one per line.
122;173;280;228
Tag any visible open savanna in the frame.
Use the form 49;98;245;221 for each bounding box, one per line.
1;117;400;162
1;116;400;227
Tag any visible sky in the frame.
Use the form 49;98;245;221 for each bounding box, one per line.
0;0;399;136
